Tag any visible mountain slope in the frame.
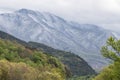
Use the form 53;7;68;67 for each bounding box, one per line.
0;30;27;45
0;9;114;70
28;42;96;76
0;30;96;76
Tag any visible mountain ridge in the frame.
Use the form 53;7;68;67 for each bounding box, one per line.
0;8;115;70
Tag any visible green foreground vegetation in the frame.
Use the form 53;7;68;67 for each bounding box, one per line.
1;35;120;80
0;39;66;80
68;75;95;80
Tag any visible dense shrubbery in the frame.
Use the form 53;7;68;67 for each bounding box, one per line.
0;39;66;80
94;62;120;80
68;75;94;80
0;60;38;80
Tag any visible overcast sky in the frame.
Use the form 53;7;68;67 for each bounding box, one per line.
0;0;120;32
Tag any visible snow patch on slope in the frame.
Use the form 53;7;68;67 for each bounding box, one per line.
112;32;120;39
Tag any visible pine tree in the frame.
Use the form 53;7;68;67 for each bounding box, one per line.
94;37;120;80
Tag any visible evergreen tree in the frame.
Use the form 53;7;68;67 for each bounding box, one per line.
94;37;120;80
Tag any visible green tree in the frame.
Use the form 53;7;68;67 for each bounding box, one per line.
101;37;120;61
94;37;120;80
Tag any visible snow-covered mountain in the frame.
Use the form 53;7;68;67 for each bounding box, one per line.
0;9;116;70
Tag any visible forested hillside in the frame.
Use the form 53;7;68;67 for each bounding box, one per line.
0;30;95;77
28;42;95;76
0;39;67;80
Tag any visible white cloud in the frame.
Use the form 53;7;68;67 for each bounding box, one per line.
0;0;120;32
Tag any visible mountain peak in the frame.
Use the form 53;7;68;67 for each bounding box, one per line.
16;8;36;15
17;9;29;13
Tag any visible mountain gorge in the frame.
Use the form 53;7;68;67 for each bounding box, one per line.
0;9;116;70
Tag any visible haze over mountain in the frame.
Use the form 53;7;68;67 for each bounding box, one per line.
0;9;117;70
